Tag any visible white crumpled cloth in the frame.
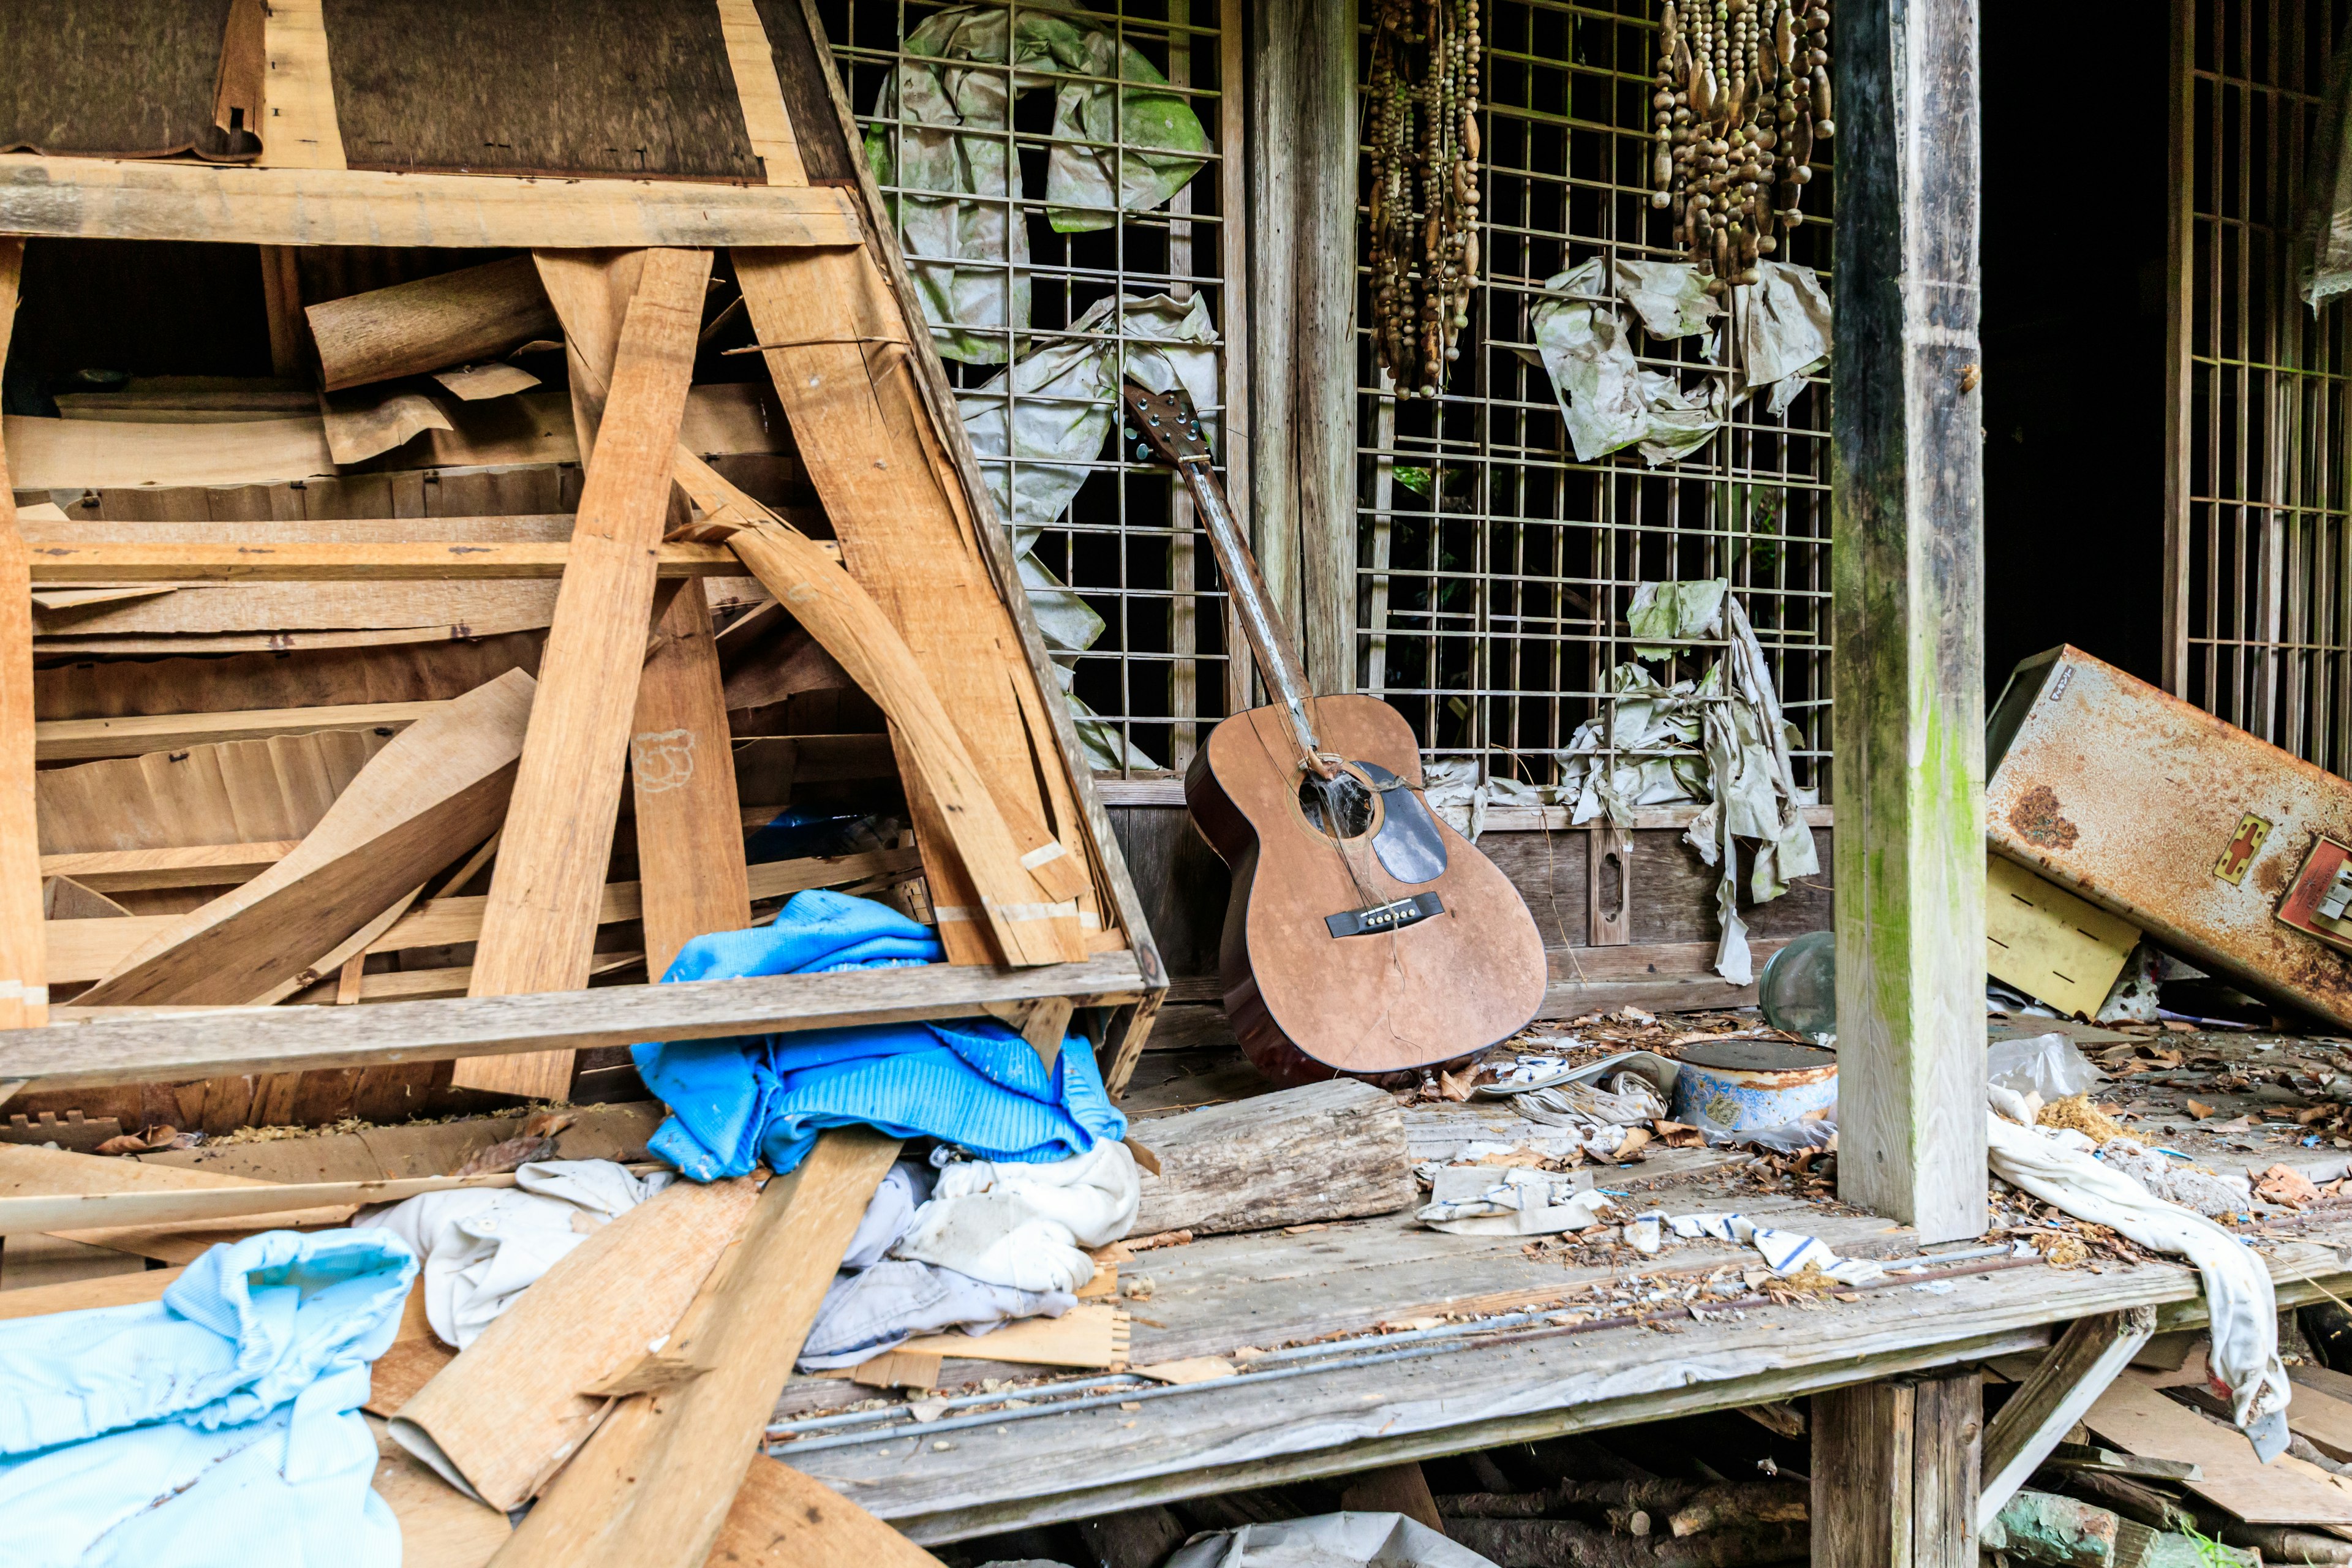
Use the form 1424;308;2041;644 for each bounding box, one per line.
1419;1168;1615;1237
1985;1112;2290;1459
892;1138;1140;1294
353;1159;670;1349
1666;1212;1885;1285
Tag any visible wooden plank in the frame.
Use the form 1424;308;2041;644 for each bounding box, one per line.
1831;0;1988;1243
0;156;862;249
709;1458;948;1568
896;1303;1126;1370
74;669;535;1006
42;846;923;982
717;0;809;187
23;540;740;584
36;703;439;763
0;1168;562;1236
257;0;345;170
1978;1308;2156;1530
2086;1377;2352;1525
0;1261;181;1319
493;1129;899;1567
457;249;714;1099
309;256;562;392
2283;1371;2352;1464
0;238;41;1027
731;248;1085;967
373;1425;512;1568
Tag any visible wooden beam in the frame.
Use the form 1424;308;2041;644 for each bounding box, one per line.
1830;0;1988;1242
74;670;535;1006
1813;1370;1980;1567
1977;1308;2156;1531
0;952;1146;1096
0;238;40;1027
492;1129;900;1568
22;540;742;583
457;249;714;1099
0;157;862;249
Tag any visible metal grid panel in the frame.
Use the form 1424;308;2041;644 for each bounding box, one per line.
1356;0;1836;796
2173;0;2352;772
819;0;1244;775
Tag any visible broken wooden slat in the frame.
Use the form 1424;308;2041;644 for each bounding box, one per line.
716;0;809;187
35;702;441;763
2086;1376;2352;1525
0;238;42;1027
492;1129;900;1568
0;1166;578;1235
309;255;562;391
1977;1306;2155;1531
707;1458;948;1568
256;0;344;170
458;247;714;1099
390;1176;763;1512
74;669;535;1006
23;540;742;582
0;156;863;248
37;842;297;893
894;1302;1127;1370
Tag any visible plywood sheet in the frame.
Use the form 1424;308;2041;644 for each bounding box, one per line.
2086;1377;2352;1525
36;729;393;854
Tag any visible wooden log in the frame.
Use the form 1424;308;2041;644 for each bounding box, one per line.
1979;1489;2118;1568
1665;1485;1809;1538
2045;1471;2197;1535
708;1458;947;1568
1129;1079;1415;1237
308;255;562;392
23;540;742;583
0;155;863;249
1814;1371;1979;1567
1443;1517;1807;1568
1830;0;1987;1241
1338;1464;1446;1533
1075;1507;1189;1568
2217;1525;2352;1564
390;1176;763;1512
1979;1308;2156;1531
0;951;1147;1095
491;1129;900;1567
0;238;40;1027
74;668;535;1006
457;247;713;1099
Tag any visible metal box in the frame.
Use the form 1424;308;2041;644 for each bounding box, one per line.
1986;646;2352;1029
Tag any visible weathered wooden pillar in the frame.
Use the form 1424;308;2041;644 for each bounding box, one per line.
1814;1370;1981;1567
1246;0;1357;697
1830;0;1987;1242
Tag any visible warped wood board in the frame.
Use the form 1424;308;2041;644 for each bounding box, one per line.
538;247;750;984
0;1261;181;1320
257;0;344;170
896;1303;1127;1370
75;670;534;1006
716;519;1077;967
2281;1371;2352;1464
42;847;922;982
43;876;129;922
2085;1378;2352;1525
710;1458;948;1568
37;705;394;857
0;239;39;1026
37;703;443;763
34;631;542;722
373;1424;512;1568
0;1167;552;1236
391;1176;764;1511
456;249;714;1099
24;541;741;582
0;951;1147;1096
322;385;455;466
435;363;541;401
32;581;560;637
311;256;562;392
494;1130;900;1567
731;251;1085;966
0;156;862;248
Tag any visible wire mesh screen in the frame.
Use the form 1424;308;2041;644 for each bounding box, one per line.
818;0;1243;776
1357;0;1836;797
2174;0;2352;771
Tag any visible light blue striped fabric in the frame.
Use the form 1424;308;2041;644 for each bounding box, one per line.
633;889;1127;1180
0;1228;415;1568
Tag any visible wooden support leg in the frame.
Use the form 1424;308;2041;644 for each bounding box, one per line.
0;239;42;1030
1829;0;1987;1242
1976;1307;2155;1531
1813;1368;1981;1567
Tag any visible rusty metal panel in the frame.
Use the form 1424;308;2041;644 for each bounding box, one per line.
1986;645;2352;1028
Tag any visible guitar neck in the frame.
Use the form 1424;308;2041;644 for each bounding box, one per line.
1174;455;1319;735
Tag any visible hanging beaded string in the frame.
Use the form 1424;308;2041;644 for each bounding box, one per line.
1368;0;1482;399
1651;0;1833;294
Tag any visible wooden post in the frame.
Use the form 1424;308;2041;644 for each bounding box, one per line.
1813;1370;1981;1567
0;238;40;1030
1246;0;1357;698
1830;0;1988;1242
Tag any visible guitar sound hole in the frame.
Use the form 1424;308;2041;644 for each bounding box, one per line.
1298;772;1376;841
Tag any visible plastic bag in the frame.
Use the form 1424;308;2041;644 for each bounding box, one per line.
1987;1032;2105;1102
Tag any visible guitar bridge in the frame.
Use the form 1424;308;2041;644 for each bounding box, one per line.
1325;893;1444;938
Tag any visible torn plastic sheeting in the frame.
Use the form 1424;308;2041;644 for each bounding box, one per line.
1526;268;1721;464
1666;1211;1885;1284
1419;758;1567;842
864;1;1212;363
1552;663;1714;827
1168;1513;1501;1568
1626;577;1728;660
1734;262;1833;408
1985;1110;2290;1459
956;291;1219;770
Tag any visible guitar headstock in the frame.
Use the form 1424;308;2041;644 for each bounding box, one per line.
1120;378;1212;467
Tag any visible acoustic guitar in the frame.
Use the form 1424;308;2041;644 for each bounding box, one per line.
1120;379;1548;1085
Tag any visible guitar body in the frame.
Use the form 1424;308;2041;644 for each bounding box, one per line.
1185;694;1549;1085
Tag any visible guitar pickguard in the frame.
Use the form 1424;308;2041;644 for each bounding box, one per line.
1358;760;1448;885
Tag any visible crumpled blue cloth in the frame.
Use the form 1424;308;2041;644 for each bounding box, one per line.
633;889;1127;1181
0;1228;417;1568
